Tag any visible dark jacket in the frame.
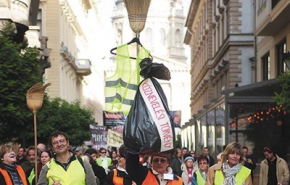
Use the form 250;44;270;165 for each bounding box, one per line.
170;155;182;177
243;155;256;181
105;168;133;185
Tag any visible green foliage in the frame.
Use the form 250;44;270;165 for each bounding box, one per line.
33;98;94;146
0;33;41;142
273;72;290;111
0;24;95;146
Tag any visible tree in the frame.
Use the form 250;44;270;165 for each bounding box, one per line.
0;23;95;146
0;26;41;142
23;98;94;146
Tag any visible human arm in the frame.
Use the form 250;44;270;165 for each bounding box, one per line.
37;165;49;185
205;166;215;185
83;159;98;185
245;173;253;185
126;153;148;185
104;170;114;185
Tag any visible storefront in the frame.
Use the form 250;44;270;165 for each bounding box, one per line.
182;79;290;163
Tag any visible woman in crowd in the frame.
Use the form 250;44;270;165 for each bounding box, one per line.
84;149;107;185
206;142;252;185
181;156;196;185
105;145;135;185
192;155;209;185
126;151;183;184
0;145;28;185
142;155;151;168
28;150;52;185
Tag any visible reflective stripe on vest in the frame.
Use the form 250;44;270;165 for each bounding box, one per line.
0;166;28;185
214;166;251;185
46;158;86;185
142;170;183;185
195;170;206;185
105;44;150;115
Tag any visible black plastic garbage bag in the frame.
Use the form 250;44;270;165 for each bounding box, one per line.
139;58;171;80
123;77;175;155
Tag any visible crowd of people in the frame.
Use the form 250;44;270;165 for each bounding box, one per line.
0;131;289;185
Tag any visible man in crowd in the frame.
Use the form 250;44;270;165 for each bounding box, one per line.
37;131;97;185
16;146;28;165
203;147;215;167
242;146;256;182
170;148;183;176
96;148;111;174
259;145;289;185
20;146;36;174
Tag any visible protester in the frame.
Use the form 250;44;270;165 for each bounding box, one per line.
97;148;112;174
74;146;84;157
126;152;183;184
85;148;99;161
110;150;118;168
21;146;36;175
192;155;209;185
170;148;183;176
259;145;289;185
16;147;28;165
83;149;107;185
105;145;135;185
37;131;97;185
190;151;196;161
202;147;214;167
242;146;256;182
142;155;151;168
37;143;46;152
206;142;252;185
28;150;52;185
0;144;29;185
181;156;196;185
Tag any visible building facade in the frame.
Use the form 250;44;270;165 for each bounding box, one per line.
183;0;255;155
105;0;191;135
25;0;105;125
183;0;290;165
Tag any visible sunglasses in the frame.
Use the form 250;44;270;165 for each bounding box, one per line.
100;152;106;154
153;158;167;164
199;162;208;165
191;153;195;154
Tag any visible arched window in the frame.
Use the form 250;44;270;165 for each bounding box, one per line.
159;28;165;46
145;28;152;46
175;29;181;46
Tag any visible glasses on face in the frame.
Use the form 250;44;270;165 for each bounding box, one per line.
199;162;207;165
52;139;66;146
191;153;195;154
100;151;106;154
153;158;167;164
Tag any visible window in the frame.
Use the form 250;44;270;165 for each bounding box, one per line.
276;40;287;75
262;53;270;80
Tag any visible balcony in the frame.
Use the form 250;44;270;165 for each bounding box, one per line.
256;0;290;36
74;59;91;76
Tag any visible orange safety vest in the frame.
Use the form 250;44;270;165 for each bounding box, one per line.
142;170;183;185
113;169;135;185
0;165;28;185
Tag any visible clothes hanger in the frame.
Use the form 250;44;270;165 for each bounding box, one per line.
110;35;143;59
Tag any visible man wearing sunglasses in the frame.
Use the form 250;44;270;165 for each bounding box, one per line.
126;152;183;185
37;131;97;185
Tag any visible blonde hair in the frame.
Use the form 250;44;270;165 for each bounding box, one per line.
0;145;14;159
221;142;244;164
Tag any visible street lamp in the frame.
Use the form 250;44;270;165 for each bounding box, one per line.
282;51;290;69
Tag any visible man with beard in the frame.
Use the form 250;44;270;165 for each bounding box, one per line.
21;146;36;175
37;131;97;185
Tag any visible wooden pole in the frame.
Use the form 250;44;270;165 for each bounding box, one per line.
33;111;38;184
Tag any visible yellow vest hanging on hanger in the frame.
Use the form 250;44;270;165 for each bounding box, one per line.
105;44;150;115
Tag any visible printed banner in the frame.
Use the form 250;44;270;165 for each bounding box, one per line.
139;78;174;152
103;111;126;126
90;125;107;150
107;129;123;147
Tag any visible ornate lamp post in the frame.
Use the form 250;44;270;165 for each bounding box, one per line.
26;83;50;184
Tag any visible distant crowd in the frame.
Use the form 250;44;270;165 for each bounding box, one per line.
0;130;289;185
